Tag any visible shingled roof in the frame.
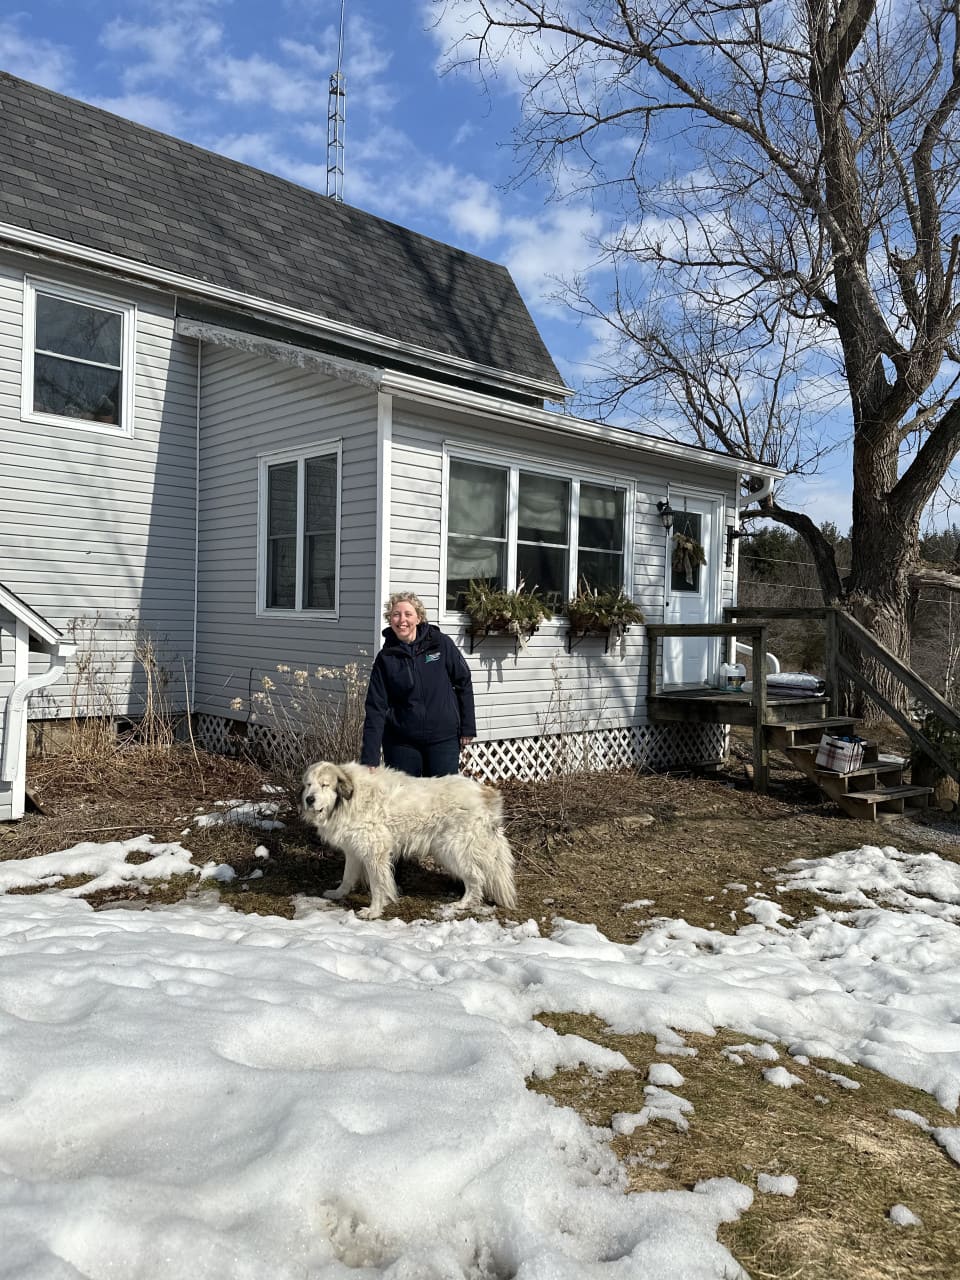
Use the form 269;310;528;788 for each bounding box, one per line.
0;72;565;395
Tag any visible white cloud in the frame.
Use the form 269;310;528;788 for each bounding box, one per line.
778;471;852;532
0;19;74;90
502;204;604;300
90;92;186;134
212;132;326;190
208;52;325;113
100;16;222;89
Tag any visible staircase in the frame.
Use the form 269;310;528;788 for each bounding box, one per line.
765;716;932;823
645;605;960;823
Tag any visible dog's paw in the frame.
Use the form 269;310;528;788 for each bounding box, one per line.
357;906;383;920
323;887;348;901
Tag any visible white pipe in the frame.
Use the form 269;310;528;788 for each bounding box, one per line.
1;643;76;783
743;473;775;505
736;640;780;674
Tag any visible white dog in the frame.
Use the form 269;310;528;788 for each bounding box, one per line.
300;761;517;919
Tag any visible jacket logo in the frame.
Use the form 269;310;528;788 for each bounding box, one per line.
424;652;440;662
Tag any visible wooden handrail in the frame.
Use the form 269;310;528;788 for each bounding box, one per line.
832;609;960;780
647;604;960;787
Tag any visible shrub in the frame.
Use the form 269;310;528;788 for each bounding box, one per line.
234;661;366;801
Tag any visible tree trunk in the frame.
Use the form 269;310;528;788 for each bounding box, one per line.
843;507;916;721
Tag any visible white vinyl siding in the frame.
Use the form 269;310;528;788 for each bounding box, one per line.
390;399;738;742
0;610;18;822
0;254;198;719
193;344;379;717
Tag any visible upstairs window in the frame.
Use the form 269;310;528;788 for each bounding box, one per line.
260;446;340;614
23;280;135;433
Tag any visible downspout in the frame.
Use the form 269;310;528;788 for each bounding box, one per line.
1;642;76;783
191;336;202;706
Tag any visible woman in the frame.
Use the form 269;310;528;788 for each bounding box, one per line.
360;591;476;776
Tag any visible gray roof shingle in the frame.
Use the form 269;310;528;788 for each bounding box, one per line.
0;72;564;392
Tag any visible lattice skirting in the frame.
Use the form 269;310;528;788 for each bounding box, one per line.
191;714;726;783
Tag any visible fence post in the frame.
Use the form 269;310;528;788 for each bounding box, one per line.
647;629;659;700
752;626;769;793
824;608;839;717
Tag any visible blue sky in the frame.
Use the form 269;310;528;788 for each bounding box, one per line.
0;0;854;528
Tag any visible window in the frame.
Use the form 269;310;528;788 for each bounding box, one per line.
260;446;340;613
445;453;630;612
23;279;134;432
670;509;703;593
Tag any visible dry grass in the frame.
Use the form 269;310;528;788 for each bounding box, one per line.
4;740;960;1276
530;1014;960;1280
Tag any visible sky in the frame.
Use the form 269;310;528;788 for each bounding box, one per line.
0;803;959;1275
0;0;855;528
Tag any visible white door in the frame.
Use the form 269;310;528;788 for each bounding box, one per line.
662;494;722;687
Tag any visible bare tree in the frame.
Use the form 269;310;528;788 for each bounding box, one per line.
440;0;960;706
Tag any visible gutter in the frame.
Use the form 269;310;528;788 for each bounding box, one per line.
1;641;76;784
378;369;786;483
171;319;785;484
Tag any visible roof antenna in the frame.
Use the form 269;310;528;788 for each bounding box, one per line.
326;0;346;202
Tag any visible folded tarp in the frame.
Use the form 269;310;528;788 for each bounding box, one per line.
742;671;826;696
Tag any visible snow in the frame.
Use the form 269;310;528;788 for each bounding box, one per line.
757;1174;798;1197
648;1062;685;1087
0;837;958;1276
193;800;285;830
888;1204;922;1226
762;1066;804;1089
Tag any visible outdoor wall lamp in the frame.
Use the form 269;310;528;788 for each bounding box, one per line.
725;524;743;567
657;500;675;532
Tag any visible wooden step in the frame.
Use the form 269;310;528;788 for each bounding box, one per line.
838;784;933;822
766;717;857;750
814;762;906;794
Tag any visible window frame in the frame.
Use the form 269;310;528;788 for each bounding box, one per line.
256;440;342;618
441;444;635;622
21;277;137;437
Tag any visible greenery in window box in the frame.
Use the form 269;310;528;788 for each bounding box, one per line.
672;531;707;584
463;579;553;638
567;583;645;640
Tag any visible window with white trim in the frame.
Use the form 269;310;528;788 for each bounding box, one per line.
23;280;134;432
260;447;340;613
445;456;630;612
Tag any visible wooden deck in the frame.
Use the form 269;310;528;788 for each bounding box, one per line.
649;686;830;727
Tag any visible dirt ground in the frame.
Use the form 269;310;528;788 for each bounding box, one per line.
3;731;959;937
3;737;960;1279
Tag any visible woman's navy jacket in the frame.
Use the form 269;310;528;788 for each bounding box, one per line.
360;622;476;765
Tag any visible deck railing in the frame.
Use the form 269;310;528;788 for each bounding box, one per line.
646;606;960;791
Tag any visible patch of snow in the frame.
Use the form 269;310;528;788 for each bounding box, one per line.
763;1067;804;1089
757;1173;798;1197
888;1204;922;1226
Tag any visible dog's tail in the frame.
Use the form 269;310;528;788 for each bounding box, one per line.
485;827;517;911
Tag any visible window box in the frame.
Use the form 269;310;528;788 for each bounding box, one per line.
566;585;645;652
462;580;552;652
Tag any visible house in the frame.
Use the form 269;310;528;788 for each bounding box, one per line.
0;70;782;815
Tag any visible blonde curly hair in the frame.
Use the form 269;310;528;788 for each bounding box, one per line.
383;591;428;624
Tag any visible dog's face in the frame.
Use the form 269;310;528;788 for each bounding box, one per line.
300;762;354;826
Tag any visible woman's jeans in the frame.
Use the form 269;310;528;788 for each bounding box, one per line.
382;737;461;777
